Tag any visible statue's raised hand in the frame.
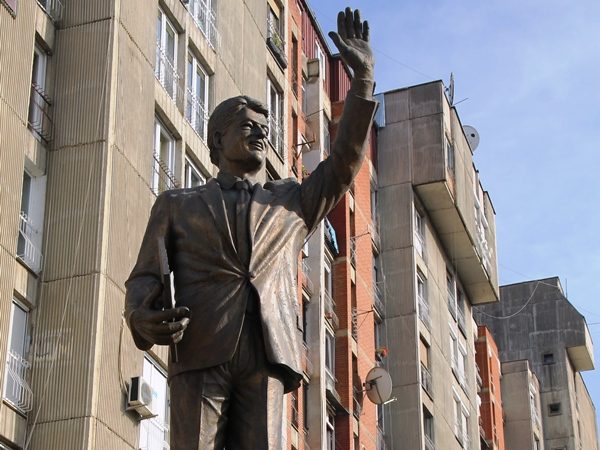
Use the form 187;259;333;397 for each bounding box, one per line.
329;8;374;80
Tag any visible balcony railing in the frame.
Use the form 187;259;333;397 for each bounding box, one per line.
267;16;287;68
291;70;299;98
186;0;220;49
28;83;53;143
301;259;314;294
324;291;338;329
369;221;381;249
420;363;433;399
418;295;431;329
425;434;435;450
185;87;208;141
457;305;467;334
377;427;387;450
268;115;285;160
373;281;385;317
152;152;180;196
17;212;43;273
4;350;33;414
37;0;63;22
350;236;357;267
351;307;358;340
155;42;184;106
452;358;467;389
353;387;362;419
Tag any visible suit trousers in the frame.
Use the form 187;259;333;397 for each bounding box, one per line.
169;314;284;450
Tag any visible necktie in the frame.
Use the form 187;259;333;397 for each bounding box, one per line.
234;180;251;265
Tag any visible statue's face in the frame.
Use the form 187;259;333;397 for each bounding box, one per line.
218;107;269;174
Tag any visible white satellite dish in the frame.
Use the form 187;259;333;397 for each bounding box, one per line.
463;125;480;152
364;367;393;404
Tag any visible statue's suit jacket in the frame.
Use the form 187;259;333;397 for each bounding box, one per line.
125;88;377;393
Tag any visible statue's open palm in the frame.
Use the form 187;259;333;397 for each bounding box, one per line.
329;8;374;79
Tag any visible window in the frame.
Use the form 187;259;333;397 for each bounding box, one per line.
414;206;425;257
139;356;170;450
417;271;430;328
302;382;309;431
324;257;333;298
326;409;335;450
301;299;309;344
266;77;284;158
453;393;469;447
185;52;209;140
3;301;32;414
187;0;218;48
423;408;434;449
184;156;205;188
290;389;299;429
156;9;179;101
301;77;308;115
28;45;52;142
315;41;326;82
322;116;330;158
291;37;299;97
548;402;562;416
456;289;466;335
420;337;432;397
446;139;455;176
152;119;177;195
17;170;46;273
267;5;284;53
543;352;555;365
325;330;335;376
447;271;457;319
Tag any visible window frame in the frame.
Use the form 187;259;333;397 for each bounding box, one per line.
152;118;177;195
185;51;210;140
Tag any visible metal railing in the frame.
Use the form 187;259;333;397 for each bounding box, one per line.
418;295;431;329
353;387;362;418
267;16;285;54
376;427;387;450
291;70;299;98
4;350;33;414
301;259;314;294
447;294;457;320
369;221;380;249
185;87;208;141
17;212;43;273
155;42;184;106
37;0;63;22
324;290;339;329
373;281;385;317
28;83;53;143
186;0;220;49
420;363;433;398
351;307;358;340
425;434;435;450
457;305;467;334
350;237;357;267
152;152;180;196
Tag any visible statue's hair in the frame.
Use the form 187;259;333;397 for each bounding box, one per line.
207;95;269;166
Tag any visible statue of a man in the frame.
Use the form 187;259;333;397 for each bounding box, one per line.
125;7;376;449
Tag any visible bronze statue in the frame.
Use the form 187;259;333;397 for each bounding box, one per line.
125;7;376;449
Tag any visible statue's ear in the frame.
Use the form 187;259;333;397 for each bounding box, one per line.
213;131;223;151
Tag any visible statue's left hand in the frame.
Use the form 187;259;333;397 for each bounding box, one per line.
329;8;374;80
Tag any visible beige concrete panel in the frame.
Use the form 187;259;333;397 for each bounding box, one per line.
25;415;90;450
29;274;100;424
378;182;413;252
380;247;415;318
34;5;56;50
0;402;27;448
387;384;421;450
60;0;112;29
14;262;39;304
249;11;273;100
409;82;443;120
105;148;156;288
0;101;26;253
52;19;113;149
384;89;409;125
376;121;411;188
117;0;155;66
0;0;36;117
216;0;248;95
95;277;139;447
93;417;137;450
43;143;105;281
411;113;445;186
576;374;599;450
386;315;418;388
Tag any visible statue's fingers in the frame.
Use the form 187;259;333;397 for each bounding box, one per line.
337;11;347;39
345;7;355;39
329;32;350;53
354;9;363;40
172;330;185;344
363;20;370;42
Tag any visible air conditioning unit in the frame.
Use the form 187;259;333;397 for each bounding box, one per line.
127;376;157;420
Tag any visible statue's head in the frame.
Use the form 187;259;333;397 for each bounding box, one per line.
208;96;270;173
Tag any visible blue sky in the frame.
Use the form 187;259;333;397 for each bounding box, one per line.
310;0;600;412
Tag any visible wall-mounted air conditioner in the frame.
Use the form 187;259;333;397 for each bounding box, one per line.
127;376;157;420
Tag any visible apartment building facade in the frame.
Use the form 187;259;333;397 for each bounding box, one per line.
375;81;500;450
475;325;505;450
475;278;599;450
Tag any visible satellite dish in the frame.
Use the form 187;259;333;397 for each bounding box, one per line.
364;367;393;404
446;72;455;105
463;125;480;152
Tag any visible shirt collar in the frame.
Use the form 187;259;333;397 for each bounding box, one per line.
216;171;259;191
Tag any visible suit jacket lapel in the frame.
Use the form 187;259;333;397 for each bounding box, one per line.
198;179;238;258
249;184;275;250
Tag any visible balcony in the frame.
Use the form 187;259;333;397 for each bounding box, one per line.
420;363;433;399
324;291;339;329
267;16;287;69
353;387;362;419
373;282;385;318
186;0;220;49
4;350;33;414
155;43;184;107
37;0;63;22
351;307;358;341
185;88;208;141
418;295;431;330
350;237;357;267
301;259;314;294
425;434;435;450
17;212;43;274
28;83;53;143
